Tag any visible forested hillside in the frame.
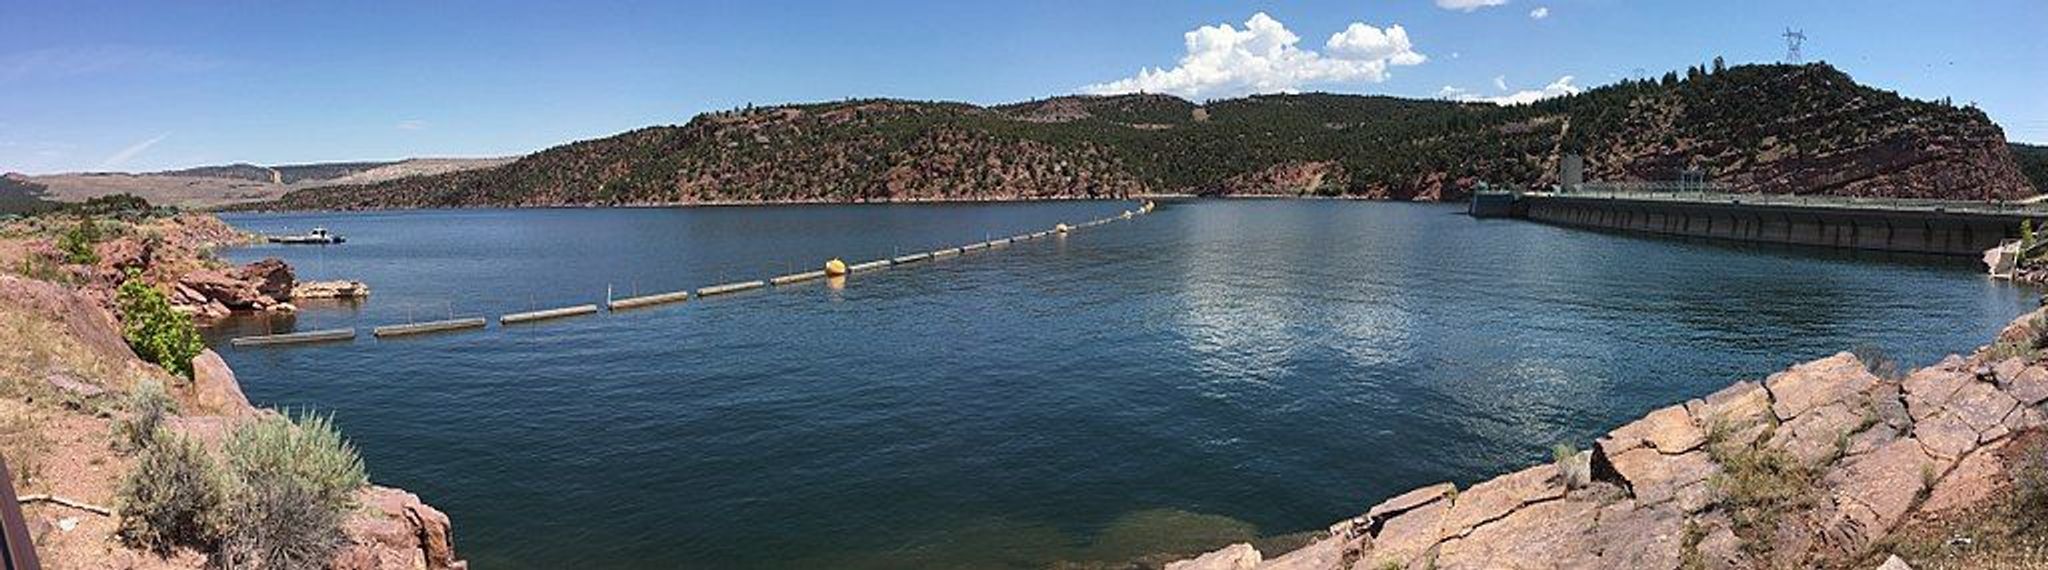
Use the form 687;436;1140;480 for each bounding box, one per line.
262;62;2034;210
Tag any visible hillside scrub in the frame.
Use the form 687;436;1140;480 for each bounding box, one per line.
117;429;227;554
216;412;369;568
267;62;2035;210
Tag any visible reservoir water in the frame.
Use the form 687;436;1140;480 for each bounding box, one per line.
213;200;2037;568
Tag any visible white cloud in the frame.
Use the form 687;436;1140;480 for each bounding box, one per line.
1493;75;1508;90
1081;12;1426;100
396;119;427;131
1436;0;1509;12
96;133;169;171
1440;75;1581;105
1529;7;1550;19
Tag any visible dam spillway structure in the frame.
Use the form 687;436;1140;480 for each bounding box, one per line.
1468;160;2042;256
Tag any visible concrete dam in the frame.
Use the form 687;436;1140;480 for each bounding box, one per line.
1470;190;2044;257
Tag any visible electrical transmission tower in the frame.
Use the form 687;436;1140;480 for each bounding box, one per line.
1782;28;1806;63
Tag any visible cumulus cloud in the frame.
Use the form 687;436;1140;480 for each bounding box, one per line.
1440;76;1581;105
1081;13;1425;100
1529;7;1550;19
1436;0;1509;12
96;133;169;171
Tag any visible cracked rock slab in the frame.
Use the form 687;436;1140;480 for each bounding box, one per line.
1441;463;1564;538
1432;498;1601;570
1766;353;1878;421
1603;448;1717;505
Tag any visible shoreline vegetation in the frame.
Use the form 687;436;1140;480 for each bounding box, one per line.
0;203;463;569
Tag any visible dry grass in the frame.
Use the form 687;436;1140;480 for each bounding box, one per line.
1881;431;2048;569
1706;417;1823;560
0;401;52;488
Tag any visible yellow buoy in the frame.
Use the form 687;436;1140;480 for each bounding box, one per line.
824;258;849;276
1055;223;1071;233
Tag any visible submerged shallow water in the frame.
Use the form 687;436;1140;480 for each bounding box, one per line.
214;200;2036;568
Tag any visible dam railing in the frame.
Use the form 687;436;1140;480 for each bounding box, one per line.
225;200;1159;347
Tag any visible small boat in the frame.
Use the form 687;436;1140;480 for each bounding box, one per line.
268;227;345;245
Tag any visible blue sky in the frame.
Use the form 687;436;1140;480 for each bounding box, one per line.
3;0;2042;174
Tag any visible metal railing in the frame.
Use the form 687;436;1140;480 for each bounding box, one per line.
0;458;41;570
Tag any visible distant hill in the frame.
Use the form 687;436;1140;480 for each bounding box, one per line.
0;173;61;215
30;157;513;209
251;62;2035;210
2014;143;2048;193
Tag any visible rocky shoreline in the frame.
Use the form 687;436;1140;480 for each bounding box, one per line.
1;212;454;568
1167;311;2048;569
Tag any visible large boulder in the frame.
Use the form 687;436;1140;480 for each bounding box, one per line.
335;486;467;570
237;257;295;300
187;349;253;416
178;268;272;310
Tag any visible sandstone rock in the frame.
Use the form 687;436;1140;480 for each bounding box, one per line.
1599;447;1717;505
1163;542;1259;570
335;486;466;570
1914;413;1978;460
1586;501;1684;569
179;268;271;310
1869;381;1912;431
293;279;371;299
1366;497;1450;568
1993;308;2047;348
43;371;106;399
1902;366;1971;422
188;349;253;416
1441;464;1564;538
93;237;152;275
1601;404;1704;456
1252;533;1353;570
1687;380;1771;428
1692;525;1745;570
1366;483;1455;528
1992;357;2027;384
1822;439;1936;547
1842;422;1901;458
2002;366;2048;405
1945;381;2019;434
1920;441;2008;514
238;257;295;300
1772;402;1866;465
1766;353;1878;421
1431;498;1600;569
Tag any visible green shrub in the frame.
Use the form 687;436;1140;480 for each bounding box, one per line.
112;380;176;453
117;271;204;380
217;478;351;569
1553;443;1589;490
57;217;101;265
116;429;226;554
223;412;368;511
217;412;368;568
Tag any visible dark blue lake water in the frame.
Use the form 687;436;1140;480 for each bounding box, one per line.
213;200;2036;568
